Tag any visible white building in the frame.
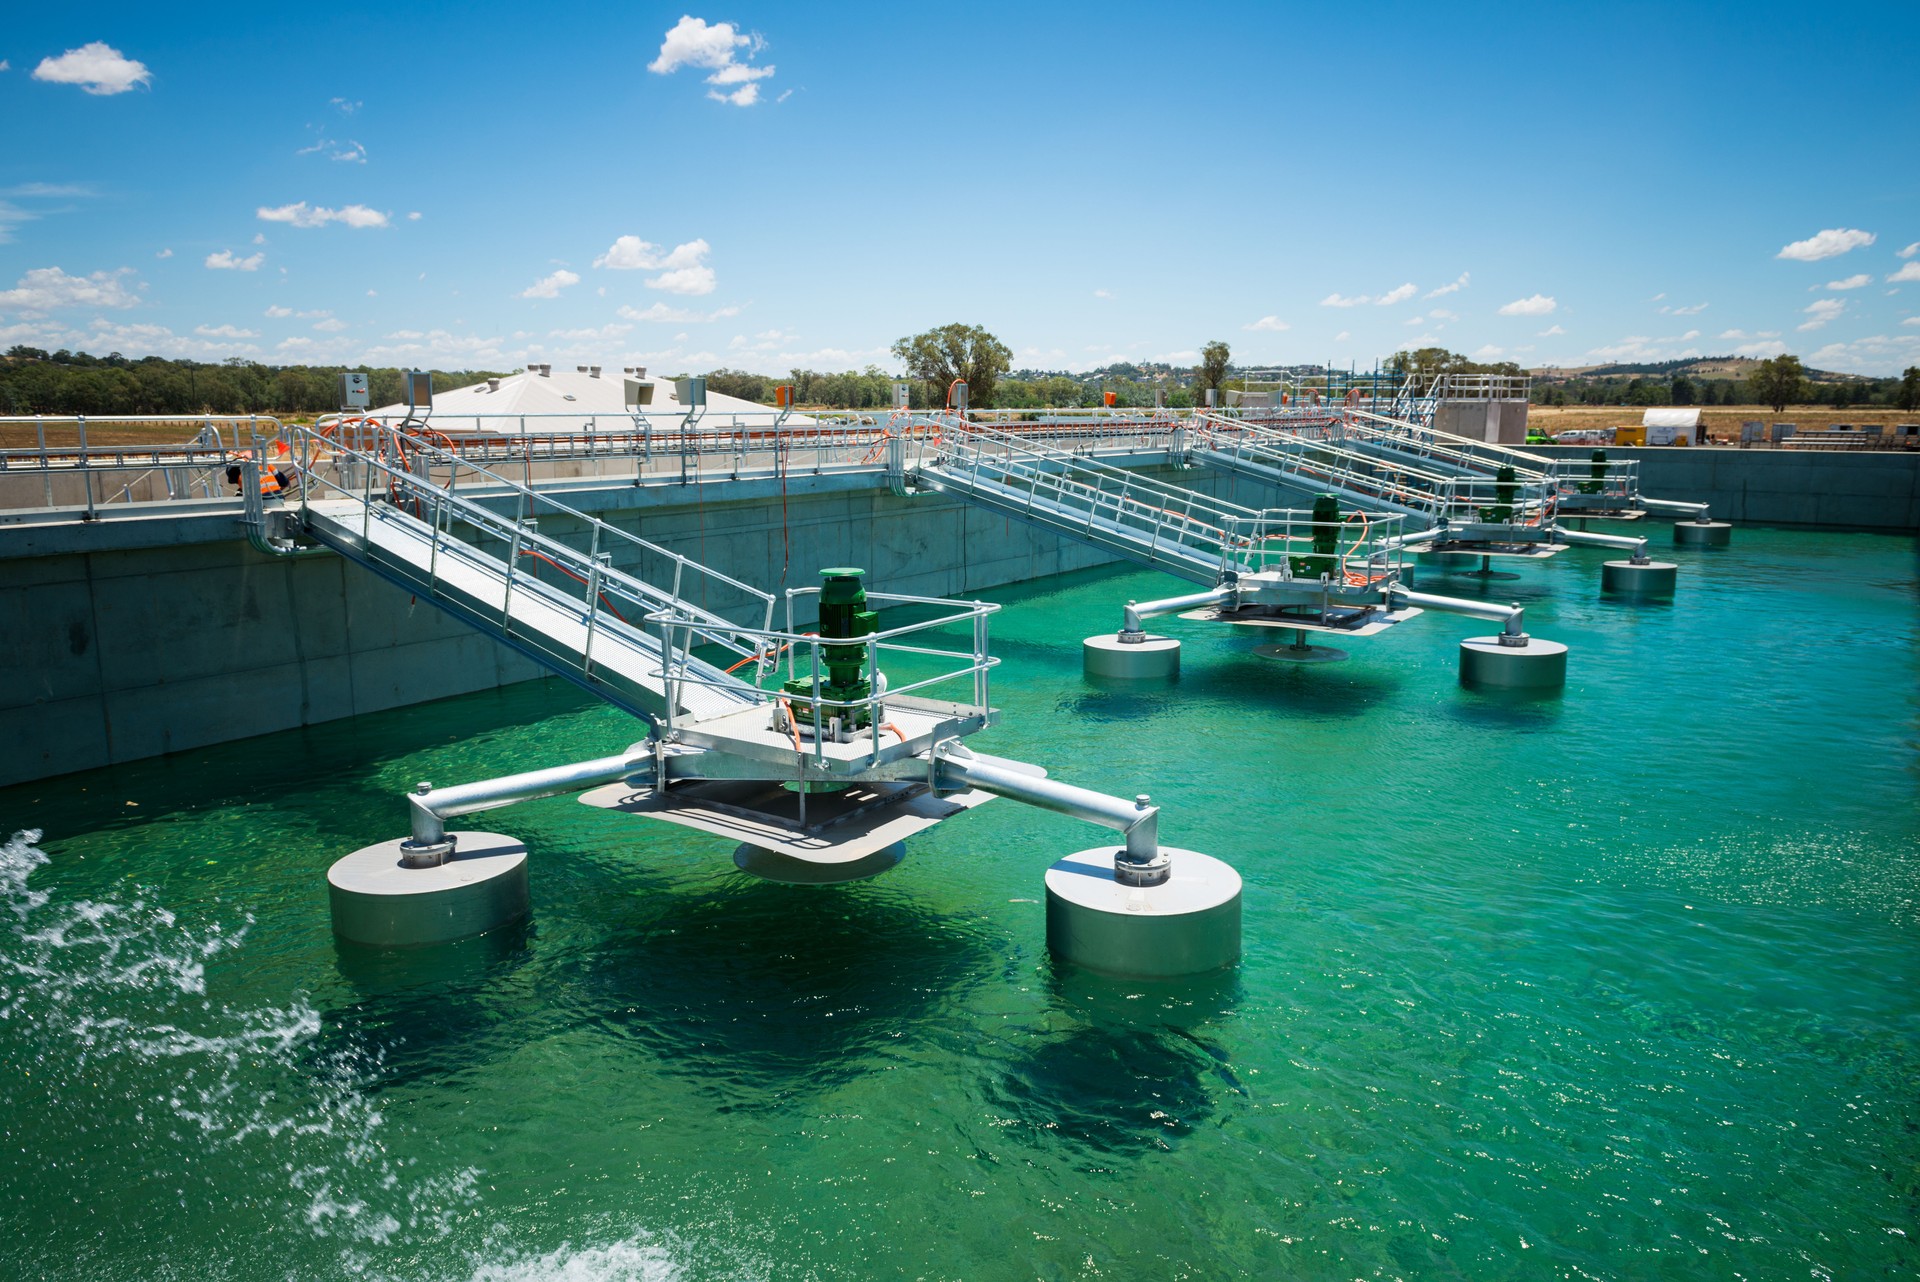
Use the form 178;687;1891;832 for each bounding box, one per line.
372;363;795;433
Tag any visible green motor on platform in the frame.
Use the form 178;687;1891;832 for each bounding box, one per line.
1579;449;1606;495
1290;494;1341;579
1479;464;1517;524
783;567;879;731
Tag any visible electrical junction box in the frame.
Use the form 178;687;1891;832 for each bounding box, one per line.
892;381;911;409
339;372;370;410
405;370;433;411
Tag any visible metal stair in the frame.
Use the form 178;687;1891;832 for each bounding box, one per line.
282;423;774;723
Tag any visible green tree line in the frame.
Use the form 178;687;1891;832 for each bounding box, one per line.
0;347;504;417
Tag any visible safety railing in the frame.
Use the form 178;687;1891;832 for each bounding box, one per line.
647;586;1000;762
0;414;282;516
286;421;781;702
1188;413;1557;527
1426;372;1533;401
909;412;1269;580
1214;508;1413;587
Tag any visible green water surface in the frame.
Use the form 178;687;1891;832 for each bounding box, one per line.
1;527;1915;1280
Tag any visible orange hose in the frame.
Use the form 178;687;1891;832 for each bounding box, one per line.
775;696;804;754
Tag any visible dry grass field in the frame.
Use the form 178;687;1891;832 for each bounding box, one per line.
1528;404;1918;443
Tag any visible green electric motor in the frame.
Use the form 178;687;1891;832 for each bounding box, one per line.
1290;494;1341;579
1578;449;1606;495
1478;465;1517;524
783;567;879;731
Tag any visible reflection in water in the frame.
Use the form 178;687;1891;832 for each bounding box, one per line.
981;964;1245;1159
576;878;994;1109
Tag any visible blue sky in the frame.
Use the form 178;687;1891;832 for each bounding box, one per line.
2;1;1917;377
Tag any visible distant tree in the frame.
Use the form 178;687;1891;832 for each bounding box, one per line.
1670;375;1695;406
890;323;1013;409
1748;355;1805;413
1195;341;1231;405
1899;366;1920;412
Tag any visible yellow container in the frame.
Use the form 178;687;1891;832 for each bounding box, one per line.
1615;425;1646;446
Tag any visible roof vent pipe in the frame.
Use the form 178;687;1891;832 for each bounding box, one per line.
589;365;601;378
577;365;588;373
487;377;500;391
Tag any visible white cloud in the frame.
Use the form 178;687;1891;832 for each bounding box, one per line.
312;317;348;332
594;235;666;270
1776;228;1875;262
205;250;264;271
1902;317;1920;327
1798;298;1845;331
1824;274;1871;291
1472;344;1504;358
594;236;715;294
1718;329;1780;340
1242;315;1289;332
1428;308;1458;322
1648;292;1667;302
0;266;141;313
407;211;422;221
257;201;390;229
1801;332;1920;375
1093;289;1113;299
649;15;775;106
1320;292;1370;307
0;61;9;73
194;323;259;340
519;268;580;299
1333;331;1350;342
1887;262;1920;284
1376;282;1417;306
1587;337;1658;361
1425;272;1469;298
155;248;172;259
264;305;293;318
31;43;151;95
1659;301;1708;315
1731;339;1789;357
1538;324;1565;336
251;232;266;245
1498;294;1556;316
617;301;741;323
549;323;635;343
1899;242;1920;259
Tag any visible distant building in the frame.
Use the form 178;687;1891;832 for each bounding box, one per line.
372;363;796;432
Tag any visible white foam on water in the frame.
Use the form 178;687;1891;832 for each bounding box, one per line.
0;829;479;1258
463;1232;685;1282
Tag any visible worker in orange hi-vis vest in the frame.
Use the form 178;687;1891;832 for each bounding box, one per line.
225;446;296;499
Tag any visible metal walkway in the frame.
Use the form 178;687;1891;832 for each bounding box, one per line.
1183;411;1557;531
284;423;773;724
902;413;1262;587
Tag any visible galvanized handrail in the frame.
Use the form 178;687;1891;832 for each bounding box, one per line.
286;422;779;691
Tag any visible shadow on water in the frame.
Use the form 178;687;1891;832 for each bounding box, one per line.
570;875;997;1109
1195;654;1406;718
985;968;1246;1159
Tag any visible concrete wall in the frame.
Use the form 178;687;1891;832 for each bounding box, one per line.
1434;400;1531;445
0;465;1272;787
1532;445;1920;530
